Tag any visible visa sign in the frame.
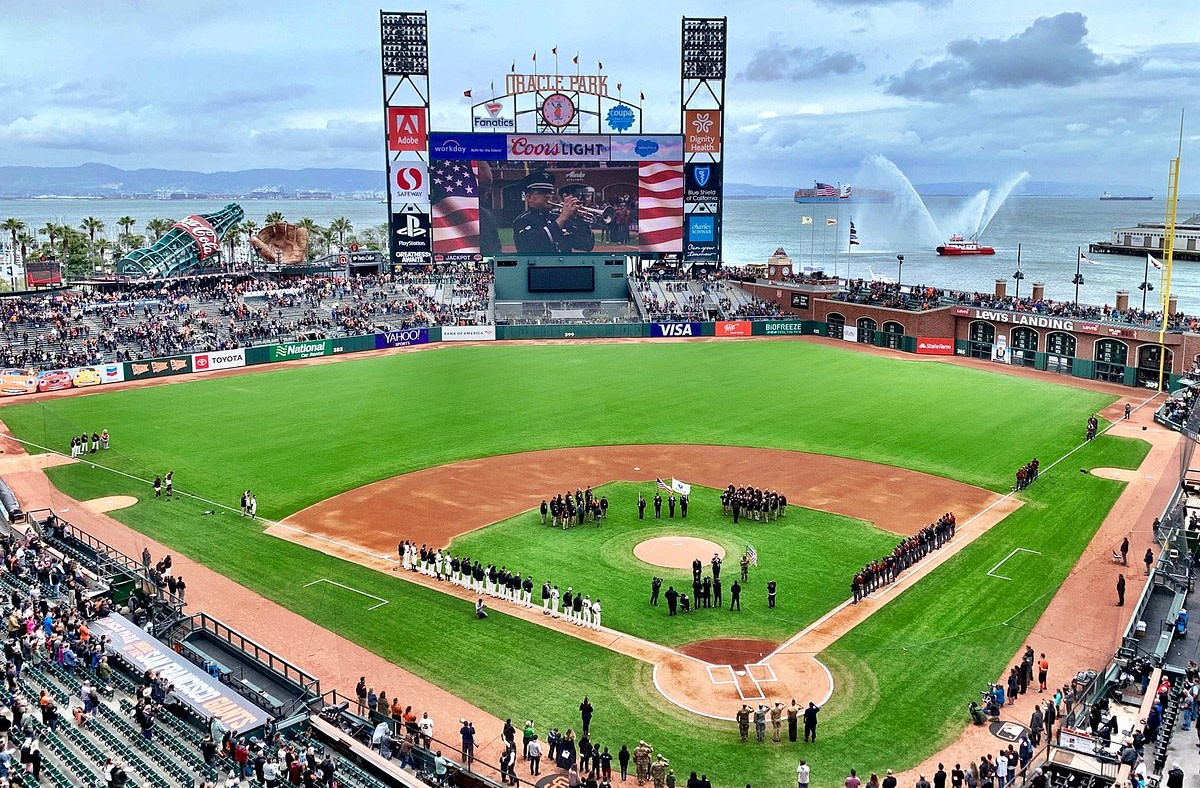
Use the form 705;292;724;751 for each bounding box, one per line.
651;322;702;338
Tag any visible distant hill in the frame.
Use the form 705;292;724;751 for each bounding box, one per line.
0;162;385;198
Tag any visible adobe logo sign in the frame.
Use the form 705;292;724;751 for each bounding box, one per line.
387;107;427;152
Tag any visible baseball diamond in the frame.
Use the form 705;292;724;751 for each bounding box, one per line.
0;336;1163;788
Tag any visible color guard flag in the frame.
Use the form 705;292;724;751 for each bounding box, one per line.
746;544;759;566
826;218;838;226
849;221;860;247
1079;251;1098;265
671;479;691;496
801;216;813;225
656;477;672;492
1149;253;1162;270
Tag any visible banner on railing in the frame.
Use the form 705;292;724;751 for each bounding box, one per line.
90;613;272;732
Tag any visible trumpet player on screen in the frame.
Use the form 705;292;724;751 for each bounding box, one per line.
513;172;596;254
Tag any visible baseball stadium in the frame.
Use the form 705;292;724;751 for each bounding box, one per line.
0;11;1197;788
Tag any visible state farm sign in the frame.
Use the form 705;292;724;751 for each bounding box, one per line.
916;337;954;356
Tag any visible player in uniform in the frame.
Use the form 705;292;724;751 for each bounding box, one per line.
513;174;596;254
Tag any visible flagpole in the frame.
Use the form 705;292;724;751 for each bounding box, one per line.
809;214;815;272
1142;253;1151;313
1074;246;1082;305
847;216;853;282
834;186;841;280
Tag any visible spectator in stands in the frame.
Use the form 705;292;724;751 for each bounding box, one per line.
418;710;435;747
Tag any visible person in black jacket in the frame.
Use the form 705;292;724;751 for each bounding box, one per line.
618;744;631;781
665;586;679;616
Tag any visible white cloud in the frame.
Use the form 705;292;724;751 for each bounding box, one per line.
1066;123;1089;132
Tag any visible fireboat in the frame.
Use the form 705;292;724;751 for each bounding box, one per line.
935;235;996;256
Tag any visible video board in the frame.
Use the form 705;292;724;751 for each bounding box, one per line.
428;132;684;260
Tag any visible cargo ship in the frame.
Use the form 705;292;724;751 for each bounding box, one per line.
793;182;894;204
1100;192;1153;201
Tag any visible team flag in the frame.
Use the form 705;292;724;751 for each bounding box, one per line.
746;544;759;566
1079;251;1098;265
849;221;860;247
826;218;838;226
800;216;813;225
1148;253;1162;270
572;54;579;65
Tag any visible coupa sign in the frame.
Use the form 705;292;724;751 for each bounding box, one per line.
375;328;430;349
650;322;702;338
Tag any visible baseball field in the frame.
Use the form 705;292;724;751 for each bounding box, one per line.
0;339;1151;787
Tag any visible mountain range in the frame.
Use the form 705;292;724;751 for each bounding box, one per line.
0;163;1159;199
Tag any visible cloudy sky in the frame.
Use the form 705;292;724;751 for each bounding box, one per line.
1;0;1196;192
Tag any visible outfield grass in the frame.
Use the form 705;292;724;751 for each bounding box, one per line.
0;340;1148;786
450;481;897;646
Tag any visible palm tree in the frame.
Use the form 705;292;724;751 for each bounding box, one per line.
80;216;105;248
328;217;353;249
16;233;34;262
2;218;25;258
95;238;111;267
126;234;147;250
117;216;136;248
316;228;335;256
264;211;284;226
38;222;60;251
224;222;243;265
146;218;172;241
242;221;259;262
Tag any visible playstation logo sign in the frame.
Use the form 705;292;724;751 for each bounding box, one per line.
473;100;515;129
395;214;427;238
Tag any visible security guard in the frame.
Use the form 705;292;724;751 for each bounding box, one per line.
513;173;596;254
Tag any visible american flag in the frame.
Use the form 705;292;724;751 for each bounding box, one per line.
638;162;683;251
814;181;837;197
849;221;860;247
430;160;480;254
746;544;759;566
656;477;672;491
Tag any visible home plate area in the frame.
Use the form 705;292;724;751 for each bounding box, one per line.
706;662;778;701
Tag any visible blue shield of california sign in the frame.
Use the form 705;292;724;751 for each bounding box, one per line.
693;165;712;188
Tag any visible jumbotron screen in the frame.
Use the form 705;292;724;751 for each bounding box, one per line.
428;132;683;258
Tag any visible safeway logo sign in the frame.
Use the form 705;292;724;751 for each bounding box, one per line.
387;107;427;152
390;163;427;203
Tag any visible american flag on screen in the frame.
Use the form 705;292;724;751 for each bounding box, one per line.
638;162;683;251
430;160;481;253
815;181;837;197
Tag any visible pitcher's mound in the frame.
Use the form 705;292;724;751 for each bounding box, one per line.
634;536;725;569
82;495;138;513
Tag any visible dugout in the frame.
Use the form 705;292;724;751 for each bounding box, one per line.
493;254;633;323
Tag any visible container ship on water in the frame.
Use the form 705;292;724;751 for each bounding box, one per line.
793;182;894;204
1100;192;1154;201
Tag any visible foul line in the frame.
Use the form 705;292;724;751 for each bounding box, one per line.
302;578;389;610
986;548;1043;581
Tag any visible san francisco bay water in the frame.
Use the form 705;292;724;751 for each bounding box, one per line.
3;195;1198;310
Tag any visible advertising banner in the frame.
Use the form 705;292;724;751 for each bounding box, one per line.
506;135;611;162
684;110;722;154
843;326;859;343
23;260;62;287
761;321;806;336
684;214;720;262
442;325;497;342
388;162;428;204
90;613;271;732
429;132;508;160
916;337;955;355
125;355;192;380
609;135;685;162
684;163;722;204
172;215;220;260
650;322;703;338
386;106;427;152
270;340;332;361
389;211;432;266
472;102;515;131
99;363;125;385
715;320;752;337
374;328;430;349
790;293;810;309
192;349;246;372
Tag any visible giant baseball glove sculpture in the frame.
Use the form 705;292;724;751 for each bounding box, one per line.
251;222;310;263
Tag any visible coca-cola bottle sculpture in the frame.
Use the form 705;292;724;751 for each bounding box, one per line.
118;203;245;278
